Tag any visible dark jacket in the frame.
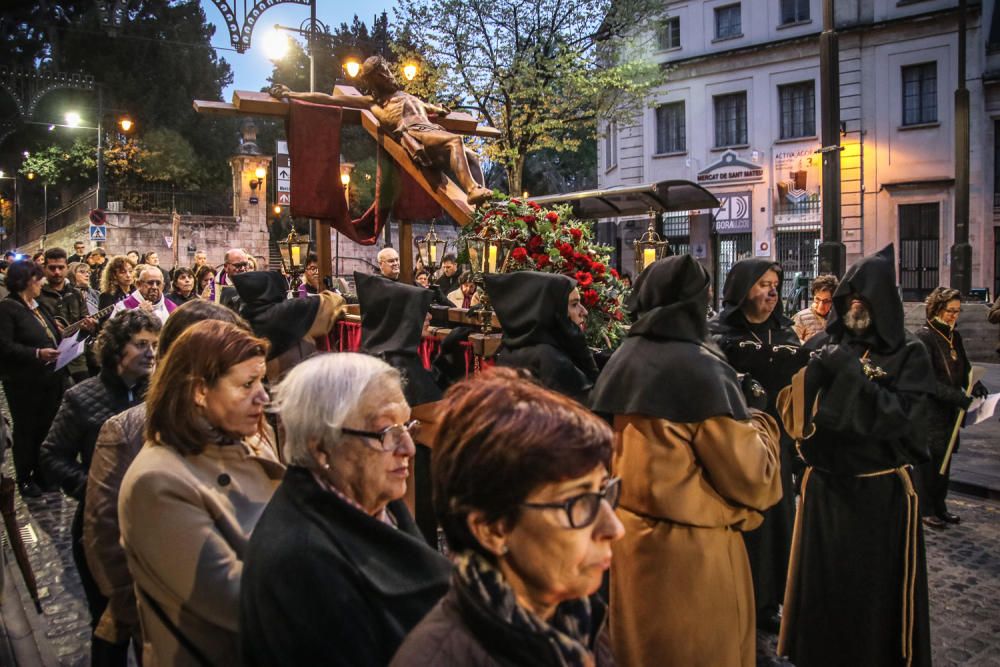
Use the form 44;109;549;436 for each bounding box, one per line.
915;320;971;454
240;466;452;667
391;582;613;667
38;282;87;329
40;367;147;500
98;287;130;312
166;290;198;306
0;294;65;386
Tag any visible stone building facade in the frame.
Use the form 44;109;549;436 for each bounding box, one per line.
599;0;1000;302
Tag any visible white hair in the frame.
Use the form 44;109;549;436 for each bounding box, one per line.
377;247;399;262
271;353;404;467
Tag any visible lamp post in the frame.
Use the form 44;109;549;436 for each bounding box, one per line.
415;219;448;281
632;213;670;277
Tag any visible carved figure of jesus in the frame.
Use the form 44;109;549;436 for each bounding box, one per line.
270;56;492;206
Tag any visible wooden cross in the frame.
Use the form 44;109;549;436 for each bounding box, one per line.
194;88;499;282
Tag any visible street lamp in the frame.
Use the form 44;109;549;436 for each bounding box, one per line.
249;166;266;205
344;58;361;79
402;62;418;81
632;213;670;277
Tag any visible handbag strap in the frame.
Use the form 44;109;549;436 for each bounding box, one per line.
136;586;214;667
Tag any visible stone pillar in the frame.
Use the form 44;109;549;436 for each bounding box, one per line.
229;120;272;270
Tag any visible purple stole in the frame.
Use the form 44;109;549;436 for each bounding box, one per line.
123;294;177;313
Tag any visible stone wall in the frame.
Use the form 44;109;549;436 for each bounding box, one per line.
19;211;270;272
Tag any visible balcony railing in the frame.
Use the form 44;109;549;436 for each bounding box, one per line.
774;198;821;226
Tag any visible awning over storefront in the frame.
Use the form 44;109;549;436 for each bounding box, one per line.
528;180;720;219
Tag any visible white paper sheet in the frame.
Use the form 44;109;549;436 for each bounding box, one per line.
54;333;87;371
966;393;1000;427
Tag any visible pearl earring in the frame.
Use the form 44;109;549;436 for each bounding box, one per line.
500;545;509;555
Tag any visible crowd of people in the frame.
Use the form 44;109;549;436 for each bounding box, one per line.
0;238;993;667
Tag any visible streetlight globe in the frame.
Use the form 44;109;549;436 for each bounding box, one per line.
65;111;82;127
273;204;282;215
119;118;134;132
254;166;267;180
403;63;418;81
0;171;5;178
263;28;290;60
340;172;351;186
27;172;36;180
344;59;361;78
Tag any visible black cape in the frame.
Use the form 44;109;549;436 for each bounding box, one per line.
484;271;598;403
240;466;451;667
232;271;319;361
590;255;749;423
355;272;442;407
708;258;807;616
781;245;933;667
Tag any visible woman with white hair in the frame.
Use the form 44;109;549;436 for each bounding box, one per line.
239;353;451;667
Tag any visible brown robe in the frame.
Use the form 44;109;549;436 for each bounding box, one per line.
610;412;782;667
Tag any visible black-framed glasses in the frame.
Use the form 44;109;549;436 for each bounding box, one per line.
521;477;621;529
341;419;421;452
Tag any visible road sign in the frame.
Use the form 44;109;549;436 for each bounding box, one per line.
89;224;107;241
277;179;291;193
277;192;291;205
277;168;290;179
276;141;291;209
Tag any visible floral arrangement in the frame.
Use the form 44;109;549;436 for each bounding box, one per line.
461;196;629;348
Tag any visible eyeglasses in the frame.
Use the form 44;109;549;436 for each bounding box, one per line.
305;265;319;273
341;419;421;452
521;477;622;529
813;297;833;305
229;262;250;270
141;280;162;287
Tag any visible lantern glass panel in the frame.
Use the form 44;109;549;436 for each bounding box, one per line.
467;237;486;274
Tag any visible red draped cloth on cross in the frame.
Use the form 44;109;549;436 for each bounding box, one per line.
287;100;443;244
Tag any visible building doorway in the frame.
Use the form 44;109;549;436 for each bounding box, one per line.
899;202;940;301
714;232;753;307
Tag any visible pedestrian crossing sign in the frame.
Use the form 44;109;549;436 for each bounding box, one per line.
89;224;107;241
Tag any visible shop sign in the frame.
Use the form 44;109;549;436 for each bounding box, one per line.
697;150;764;184
713;191;752;234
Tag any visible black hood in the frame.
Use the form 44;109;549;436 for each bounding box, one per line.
591;256;749;423
627;254;710;343
233;271;319;360
826;244;905;353
356;272;442;406
484;271;599;387
356;272;434;356
484;272;581;350
718;258;789;328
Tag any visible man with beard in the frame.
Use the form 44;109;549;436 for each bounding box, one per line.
709;258;808;635
484;271;598;403
776;245;934;667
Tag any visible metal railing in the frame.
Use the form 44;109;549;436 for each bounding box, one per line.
16;187;97;247
105;188;233;216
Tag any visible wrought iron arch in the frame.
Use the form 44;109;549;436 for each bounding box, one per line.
0;66;96;145
207;0;310;53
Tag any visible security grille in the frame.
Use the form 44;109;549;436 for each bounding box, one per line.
715;233;753;304
776;227;820;311
899;203;940;300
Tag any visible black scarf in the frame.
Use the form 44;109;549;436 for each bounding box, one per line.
454;552;597;667
591;255;749;423
232;271;320;361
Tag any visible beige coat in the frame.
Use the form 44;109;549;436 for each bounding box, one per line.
610;412;782;667
118;433;284;666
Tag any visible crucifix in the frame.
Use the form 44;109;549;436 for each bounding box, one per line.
194;56;500;282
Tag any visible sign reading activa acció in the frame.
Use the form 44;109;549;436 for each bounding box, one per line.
697;150;764;184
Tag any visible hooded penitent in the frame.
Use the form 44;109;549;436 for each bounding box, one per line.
355;272;442;407
484;272;598;402
776;253;935;667
590;255;748;423
233;271;320;360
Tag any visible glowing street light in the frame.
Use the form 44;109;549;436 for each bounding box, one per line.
344;58;361;78
119;118;134;132
64;111;82;127
403;62;418;81
263;28;290;60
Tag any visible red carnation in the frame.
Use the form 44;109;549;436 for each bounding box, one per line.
520;216;536;224
569;228;583;242
527;235;544;252
528;201;541;210
610;268;620;279
575;253;593;270
558;242;575;259
546;211;559;223
582;289;600;307
534;253;551;268
575;271;594;288
511;247;528;263
613;310;624;321
592;262;605;275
